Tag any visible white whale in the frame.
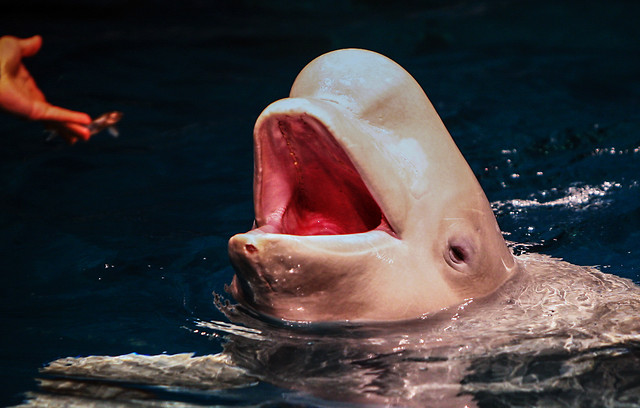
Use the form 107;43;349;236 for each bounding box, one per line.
21;49;640;408
228;48;518;321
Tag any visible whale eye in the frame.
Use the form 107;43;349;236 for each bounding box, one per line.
449;245;467;264
446;237;474;269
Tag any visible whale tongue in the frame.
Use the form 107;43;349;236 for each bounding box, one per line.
258;114;385;236
283;188;378;236
279;132;382;235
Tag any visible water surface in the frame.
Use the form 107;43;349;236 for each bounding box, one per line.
1;0;639;406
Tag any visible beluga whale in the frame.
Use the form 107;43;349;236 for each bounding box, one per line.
228;48;518;322
21;49;640;408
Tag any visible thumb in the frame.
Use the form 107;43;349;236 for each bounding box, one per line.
19;35;42;58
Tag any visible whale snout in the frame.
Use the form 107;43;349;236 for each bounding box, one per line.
227;232;271;311
228;231;311;315
229;233;261;262
228;232;271;297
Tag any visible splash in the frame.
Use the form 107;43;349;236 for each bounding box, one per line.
493;181;621;211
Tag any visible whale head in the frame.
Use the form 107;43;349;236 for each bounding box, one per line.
228;49;516;322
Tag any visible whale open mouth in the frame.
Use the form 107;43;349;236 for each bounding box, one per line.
254;114;394;237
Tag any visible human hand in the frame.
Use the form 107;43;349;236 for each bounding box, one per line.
0;35;91;143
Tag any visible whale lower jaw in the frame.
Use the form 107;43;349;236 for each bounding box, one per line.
227;229;404;322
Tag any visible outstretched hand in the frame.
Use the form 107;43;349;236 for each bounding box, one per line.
0;35;91;143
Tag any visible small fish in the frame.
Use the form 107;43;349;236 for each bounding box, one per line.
45;110;123;142
87;111;123;137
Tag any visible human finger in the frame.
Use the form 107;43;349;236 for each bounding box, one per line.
18;35;42;58
45;121;90;144
64;122;91;141
31;100;91;124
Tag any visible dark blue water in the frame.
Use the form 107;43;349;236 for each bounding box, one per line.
1;0;639;406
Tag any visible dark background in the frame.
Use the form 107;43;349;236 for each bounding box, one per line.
1;0;639;405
